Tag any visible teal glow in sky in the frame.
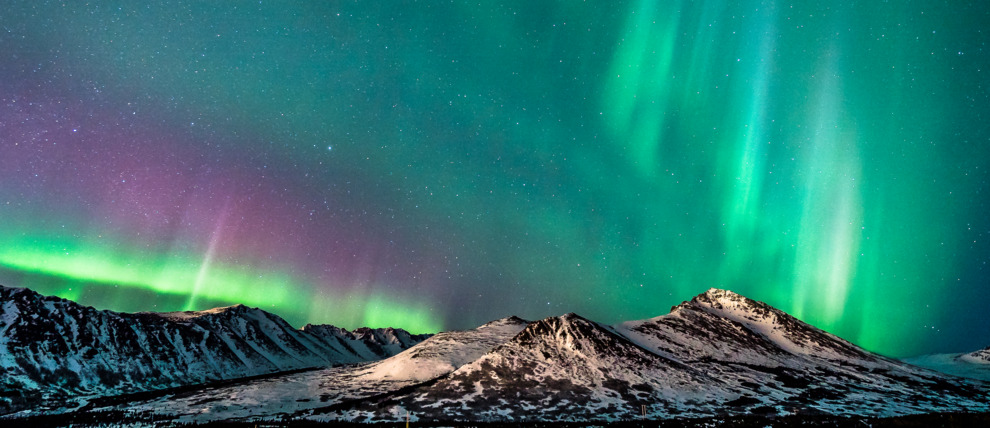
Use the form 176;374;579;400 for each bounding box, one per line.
1;1;988;356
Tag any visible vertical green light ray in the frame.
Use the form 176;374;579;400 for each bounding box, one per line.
790;46;863;326
185;203;230;311
720;6;779;276
602;0;683;177
679;0;727;98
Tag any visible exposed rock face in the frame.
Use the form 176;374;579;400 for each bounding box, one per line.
302;323;430;361
0;285;427;414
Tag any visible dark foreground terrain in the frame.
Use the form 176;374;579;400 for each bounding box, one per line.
7;412;990;428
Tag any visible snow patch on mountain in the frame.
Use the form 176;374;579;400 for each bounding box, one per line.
904;353;990;381
960;346;990;365
904;345;990;381
355;316;529;382
153;304;250;322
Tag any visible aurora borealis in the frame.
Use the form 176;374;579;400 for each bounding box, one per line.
1;1;988;357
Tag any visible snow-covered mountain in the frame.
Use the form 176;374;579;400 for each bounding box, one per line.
370;312;721;421
4;286;990;425
301;324;430;362
352;315;529;383
607;289;989;417
903;345;990;382
961;346;990;364
310;289;989;422
0;285;427;415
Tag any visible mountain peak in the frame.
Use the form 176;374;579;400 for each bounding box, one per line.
693;287;749;305
514;312;602;348
675;288;772;319
301;323;353;340
0;284;30;294
665;288;754;315
154;303;255;321
665;287;872;361
1;284;62;303
479;315;529;329
960;346;990;364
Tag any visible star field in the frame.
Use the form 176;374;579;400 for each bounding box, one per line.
1;1;989;357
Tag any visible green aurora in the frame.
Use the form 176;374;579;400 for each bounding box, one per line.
0;1;988;356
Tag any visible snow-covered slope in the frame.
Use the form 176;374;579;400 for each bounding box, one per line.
960;346;990;365
904;345;990;381
0;285;427;414
904;353;990;382
617;288;883;367
666;288;875;361
354;316;529;382
309;289;990;422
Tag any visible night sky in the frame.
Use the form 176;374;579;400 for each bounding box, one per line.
1;1;988;357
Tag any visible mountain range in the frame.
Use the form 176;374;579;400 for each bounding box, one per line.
2;284;989;425
0;284;427;415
